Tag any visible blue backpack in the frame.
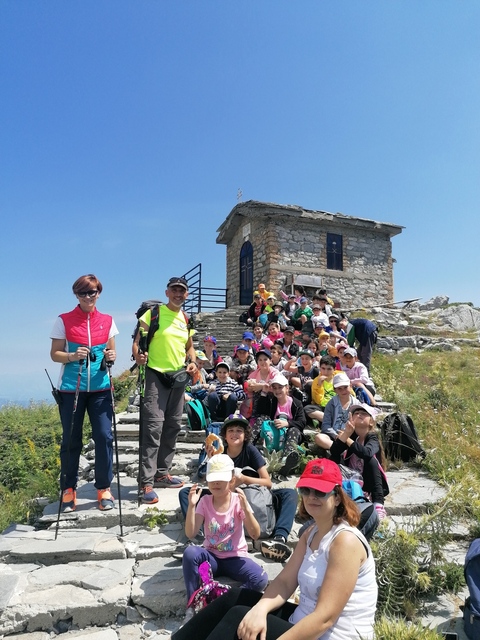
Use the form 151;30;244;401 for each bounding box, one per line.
464;538;480;640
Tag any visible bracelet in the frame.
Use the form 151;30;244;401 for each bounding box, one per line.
67;353;72;363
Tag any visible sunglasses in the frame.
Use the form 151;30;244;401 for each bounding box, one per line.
77;290;98;298
298;487;336;499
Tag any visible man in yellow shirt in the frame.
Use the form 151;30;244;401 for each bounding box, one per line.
133;277;197;503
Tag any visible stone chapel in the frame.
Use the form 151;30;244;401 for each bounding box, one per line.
216;200;404;308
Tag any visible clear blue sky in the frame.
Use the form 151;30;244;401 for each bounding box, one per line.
1;1;479;402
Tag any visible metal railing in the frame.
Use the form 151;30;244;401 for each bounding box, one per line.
181;263;227;315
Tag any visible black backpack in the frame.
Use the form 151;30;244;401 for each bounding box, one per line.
379;412;426;462
464;539;480;640
132;300;192;352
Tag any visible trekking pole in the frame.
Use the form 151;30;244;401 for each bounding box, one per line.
137;328;148;506
106;360;124;537
54;357;85;541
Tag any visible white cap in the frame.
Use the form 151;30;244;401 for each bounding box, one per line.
206;454;234;482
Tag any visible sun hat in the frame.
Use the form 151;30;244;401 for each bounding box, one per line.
243;331;254;340
350;403;377;418
206;454;235;482
344;347;358;357
204;335;217;345
255;348;271;360
296;459;342;493
333;372;350;388
195;350;210;361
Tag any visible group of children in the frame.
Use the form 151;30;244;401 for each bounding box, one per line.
177;285;389;625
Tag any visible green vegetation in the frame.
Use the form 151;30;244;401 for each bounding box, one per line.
142;507;169;529
0;402;61;531
0;373;132;532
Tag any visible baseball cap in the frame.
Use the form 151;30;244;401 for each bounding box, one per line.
336;342;347;351
270;373;289;387
216;361;230;371
255;348;271;360
344;347;357;357
296;459;342;493
333;372;350;388
204;335;217;345
283;326;295;333
243;331;254;340
350;403;377;418
167;277;188;290
299;297;308;303
236;344;249;352
298;349;315;358
206;454;235;482
195;350;209;361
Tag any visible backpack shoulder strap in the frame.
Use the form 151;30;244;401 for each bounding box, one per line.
146;304;160;348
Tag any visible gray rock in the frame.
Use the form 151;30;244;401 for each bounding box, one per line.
419;295;450;310
436;304;480;331
423;342;461;352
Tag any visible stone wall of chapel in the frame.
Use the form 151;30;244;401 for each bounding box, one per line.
226;216;394;308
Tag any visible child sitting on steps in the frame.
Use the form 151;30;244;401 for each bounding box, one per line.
182;455;268;623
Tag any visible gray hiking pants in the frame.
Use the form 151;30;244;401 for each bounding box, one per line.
141;367;185;485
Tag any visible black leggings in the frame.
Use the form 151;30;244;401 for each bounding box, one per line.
172;588;296;640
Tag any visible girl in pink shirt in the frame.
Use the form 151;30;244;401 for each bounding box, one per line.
182;455;268;620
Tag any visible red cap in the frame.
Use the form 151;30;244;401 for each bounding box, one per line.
296;459;342;493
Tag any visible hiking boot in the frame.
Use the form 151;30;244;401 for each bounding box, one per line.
261;536;292;563
61;488;76;512
153;474;184;488
97;488;114;511
141;485;159;504
277;451;300;477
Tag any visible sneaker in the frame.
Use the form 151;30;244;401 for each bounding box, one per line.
153;474;184;488
61;488;76;513
97;488;114;511
261;537;292;563
277;451;300;477
141;485;159;504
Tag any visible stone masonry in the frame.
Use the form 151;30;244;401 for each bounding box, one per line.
216;201;403;308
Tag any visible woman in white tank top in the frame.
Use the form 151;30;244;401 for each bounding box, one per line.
172;458;377;640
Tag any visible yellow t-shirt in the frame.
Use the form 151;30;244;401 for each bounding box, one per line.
140;306;193;372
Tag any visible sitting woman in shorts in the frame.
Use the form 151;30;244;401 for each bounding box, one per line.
172;458;377;640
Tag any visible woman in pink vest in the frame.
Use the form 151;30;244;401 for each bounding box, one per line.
50;274;118;513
